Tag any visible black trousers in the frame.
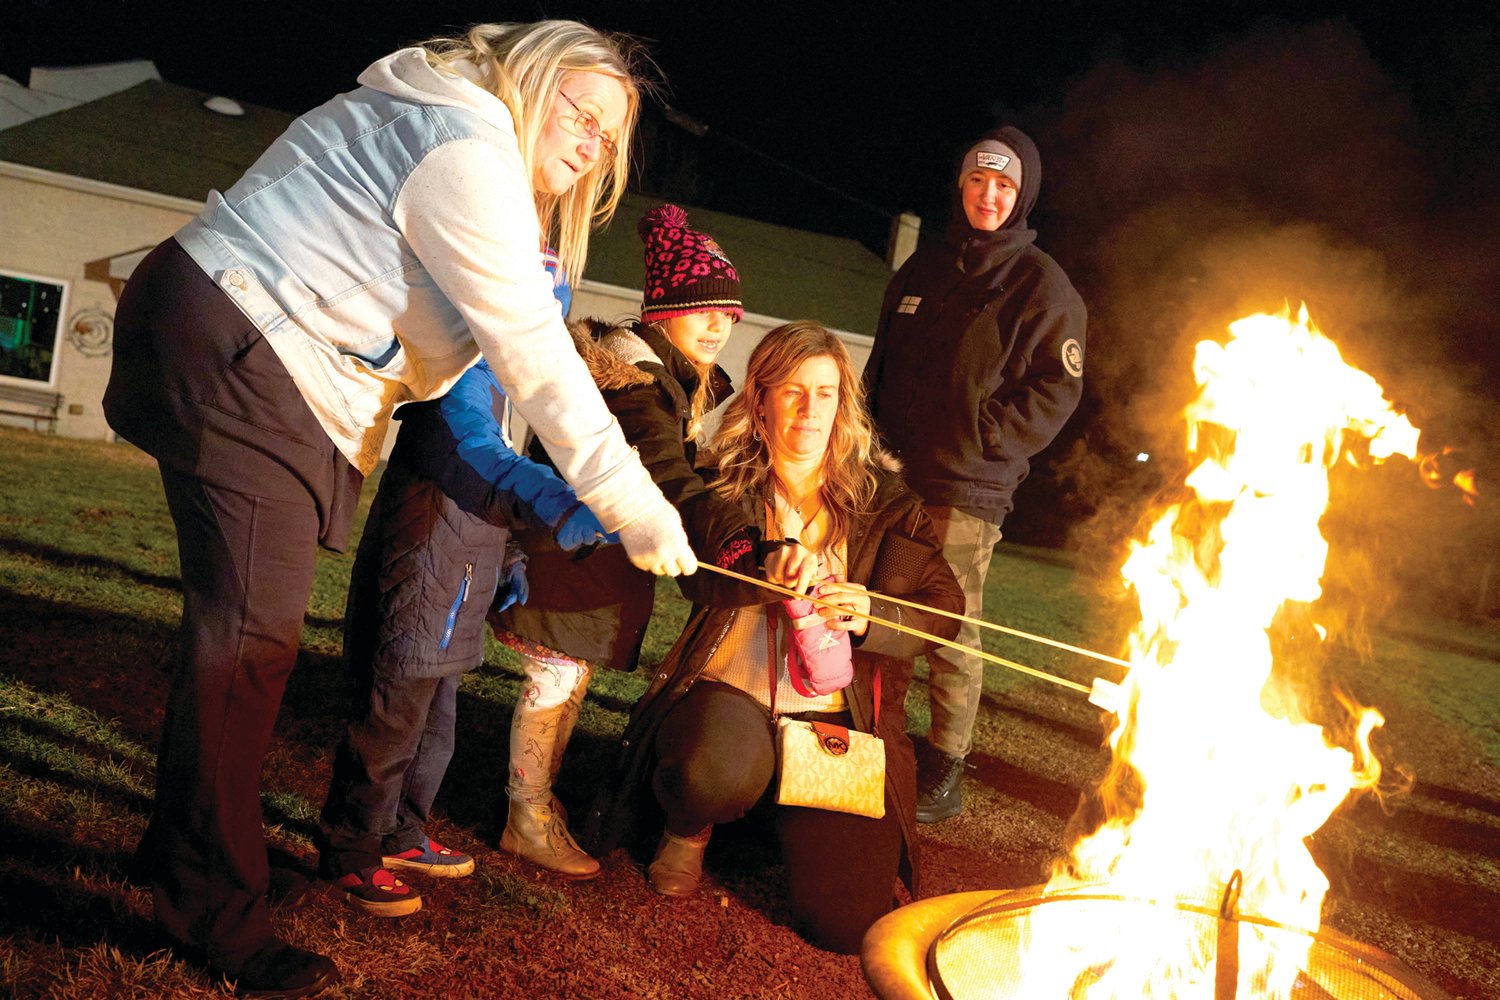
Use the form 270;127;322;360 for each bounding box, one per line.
105;239;362;969
651;681;904;955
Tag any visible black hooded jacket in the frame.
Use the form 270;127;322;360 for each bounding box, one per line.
863;126;1086;525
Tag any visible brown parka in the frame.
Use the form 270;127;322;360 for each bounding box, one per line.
582;465;964;898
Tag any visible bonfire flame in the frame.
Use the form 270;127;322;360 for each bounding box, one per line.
1420;448;1480;506
1024;305;1418;998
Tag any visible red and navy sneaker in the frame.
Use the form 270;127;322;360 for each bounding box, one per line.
382;838;476;879
336;866;422;917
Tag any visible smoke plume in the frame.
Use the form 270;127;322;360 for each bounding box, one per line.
1024;19;1499;620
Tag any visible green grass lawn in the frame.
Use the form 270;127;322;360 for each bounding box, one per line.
1;426;1497;998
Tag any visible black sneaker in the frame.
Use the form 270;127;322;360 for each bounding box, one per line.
226;941;339;998
335;865;423;917
915;751;966;823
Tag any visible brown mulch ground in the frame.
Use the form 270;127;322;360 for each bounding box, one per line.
0;432;1495;1000
4;625;1496;999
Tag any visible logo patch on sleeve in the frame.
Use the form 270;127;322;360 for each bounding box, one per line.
1061;338;1084;377
976;151;1011;171
896;295;921;315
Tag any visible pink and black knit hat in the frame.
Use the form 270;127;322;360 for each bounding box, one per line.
638;204;743;323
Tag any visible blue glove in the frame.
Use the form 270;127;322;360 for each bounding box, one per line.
493;558;529;613
556;503;613;551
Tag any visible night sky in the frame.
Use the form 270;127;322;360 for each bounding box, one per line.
4;2;1494;243
4;1;1497;563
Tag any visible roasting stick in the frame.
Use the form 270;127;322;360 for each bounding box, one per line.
841;586;1137;711
825;582;1132;670
697;563;1098;696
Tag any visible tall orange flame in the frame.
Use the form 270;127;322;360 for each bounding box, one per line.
1454;469;1479;505
1020;305;1419;998
1420;448;1480;506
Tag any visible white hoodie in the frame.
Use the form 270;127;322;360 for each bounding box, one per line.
370;50;663;531
177;48;665;535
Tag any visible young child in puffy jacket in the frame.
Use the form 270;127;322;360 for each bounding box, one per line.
316;257;610;917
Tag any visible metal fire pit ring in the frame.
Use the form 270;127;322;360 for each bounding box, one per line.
863;891;998;999
861;886;1453;1000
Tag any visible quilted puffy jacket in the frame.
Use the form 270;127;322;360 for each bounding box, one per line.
343;358;586;681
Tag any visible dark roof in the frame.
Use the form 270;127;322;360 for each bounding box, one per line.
0;81;892;333
587;193;891;334
0;79;294;202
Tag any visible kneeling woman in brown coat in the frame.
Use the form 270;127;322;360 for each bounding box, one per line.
583;321;964;953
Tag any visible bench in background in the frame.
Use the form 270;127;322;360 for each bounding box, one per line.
0;382;64;433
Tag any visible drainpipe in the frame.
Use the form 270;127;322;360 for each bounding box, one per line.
886;212;921;270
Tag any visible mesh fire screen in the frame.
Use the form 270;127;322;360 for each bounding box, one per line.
916;888;1451;1000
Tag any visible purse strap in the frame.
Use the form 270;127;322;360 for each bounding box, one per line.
765;605;880;731
766;609;781;720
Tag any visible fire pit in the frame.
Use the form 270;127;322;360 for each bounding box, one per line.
862;886;1453;1000
863;309;1467;1000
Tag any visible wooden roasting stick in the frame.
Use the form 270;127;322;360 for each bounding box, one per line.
810;577;1131;670
696;562;1111;698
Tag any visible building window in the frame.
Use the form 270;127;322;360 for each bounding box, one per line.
0;271;68;387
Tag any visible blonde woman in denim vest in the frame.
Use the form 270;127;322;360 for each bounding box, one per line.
103;21;693;998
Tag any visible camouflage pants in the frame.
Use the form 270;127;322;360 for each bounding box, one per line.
922;506;1002;758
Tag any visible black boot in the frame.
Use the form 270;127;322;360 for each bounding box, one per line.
225;941;339;999
915;751;966;823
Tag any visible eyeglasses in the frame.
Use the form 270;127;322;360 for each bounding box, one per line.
558;89;618;160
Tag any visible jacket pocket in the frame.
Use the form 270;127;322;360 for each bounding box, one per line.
439;562;474;652
869;530;933;596
337;339;411;381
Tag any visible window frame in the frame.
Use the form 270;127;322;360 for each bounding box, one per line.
0;267;70;390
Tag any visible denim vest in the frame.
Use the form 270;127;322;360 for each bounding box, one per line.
175;86;511;472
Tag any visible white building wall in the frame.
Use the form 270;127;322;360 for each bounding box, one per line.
0;162;875;463
26;62;161;105
0;76;76;130
0;163;197;440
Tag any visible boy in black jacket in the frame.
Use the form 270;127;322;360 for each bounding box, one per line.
863;125;1086;822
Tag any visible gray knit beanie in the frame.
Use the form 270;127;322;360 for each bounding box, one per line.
957;139;1023;189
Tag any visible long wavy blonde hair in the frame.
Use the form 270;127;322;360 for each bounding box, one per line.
711;321;880;549
419;20;647;283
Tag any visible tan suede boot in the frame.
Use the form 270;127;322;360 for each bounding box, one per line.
647;827;711;897
500;655;600;879
499;797;601;879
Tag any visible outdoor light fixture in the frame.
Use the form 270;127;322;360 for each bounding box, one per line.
202;96;244;116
